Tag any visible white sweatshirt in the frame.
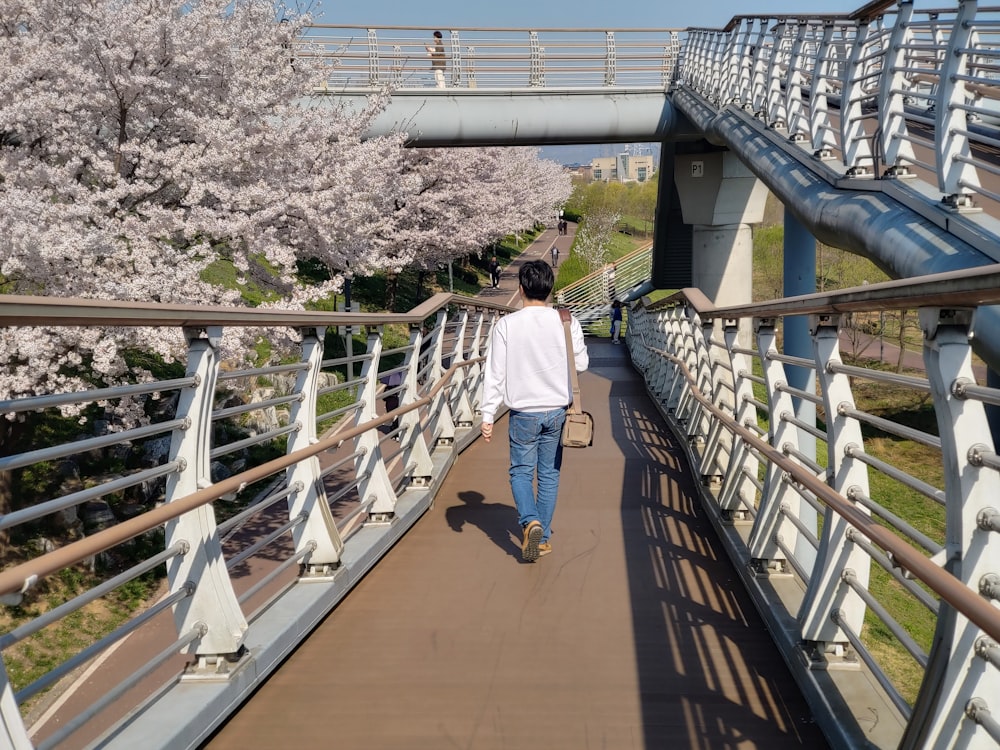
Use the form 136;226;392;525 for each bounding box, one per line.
480;305;589;424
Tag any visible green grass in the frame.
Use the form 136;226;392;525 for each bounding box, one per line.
555;231;642;291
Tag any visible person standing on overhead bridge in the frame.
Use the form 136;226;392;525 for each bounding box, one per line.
480;260;589;562
426;31;446;88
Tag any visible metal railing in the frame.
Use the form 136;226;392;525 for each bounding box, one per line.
555;242;653;334
297;25;682;90
625;264;1000;749
4;265;1000;747
682;1;1000;215
0;292;511;749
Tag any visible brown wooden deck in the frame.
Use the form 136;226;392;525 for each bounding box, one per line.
202;340;829;750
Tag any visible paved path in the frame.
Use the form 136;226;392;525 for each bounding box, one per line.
25;222;579;749
33;222;829;749
478;221;577;307
204;337;829;750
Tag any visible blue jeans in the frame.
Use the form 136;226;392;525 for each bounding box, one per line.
508;408;566;543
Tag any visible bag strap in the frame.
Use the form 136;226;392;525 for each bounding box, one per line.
558;308;582;415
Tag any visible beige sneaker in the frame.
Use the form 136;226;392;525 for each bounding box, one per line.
538;542;552;557
522;521;543;561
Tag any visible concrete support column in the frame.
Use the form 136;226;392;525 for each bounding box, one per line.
674;148;768;345
691;223;753;308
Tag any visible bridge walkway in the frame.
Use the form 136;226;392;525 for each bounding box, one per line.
202;338;828;749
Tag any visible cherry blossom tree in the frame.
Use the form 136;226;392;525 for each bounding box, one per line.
574;208;622;274
0;0;410;397
374;146;571;306
0;0;573;384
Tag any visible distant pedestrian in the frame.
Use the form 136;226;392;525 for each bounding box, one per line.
550;244;559;267
426;31;446;88
488;255;501;287
610;300;623;344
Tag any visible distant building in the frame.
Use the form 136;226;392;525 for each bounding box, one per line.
590;152;655;183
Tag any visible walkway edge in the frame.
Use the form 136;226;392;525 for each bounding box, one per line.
638;367;907;749
93;427;480;750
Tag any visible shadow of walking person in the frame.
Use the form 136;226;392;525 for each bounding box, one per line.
445;491;523;560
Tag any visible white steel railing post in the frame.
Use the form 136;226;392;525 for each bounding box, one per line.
674;307;702;426
810;21;839;159
936;0;982;208
165;326;247;662
0;665;30;749
448;309;475;427
841;19;875;175
605;31;616;86
694;32;713;99
706;31;727;103
902;307;1000;748
367;28;379;87
284;327;344;574
698;322;733;487
353;327;399;521
785;22;811;143
647;309;670;399
798;314;872;652
747;319;802;572
731;19;754;107
696;32;716;95
529;31;543;87
634;307;658;386
663;307;686;412
690;319;720;474
426;310;457;445
750;19;770;116
721;25;741;104
399;325;434;483
465;45;477;88
466;311;487;412
449;30;462;87
879;0;918;176
716;320;760;521
766;22;792;130
662;32;679;88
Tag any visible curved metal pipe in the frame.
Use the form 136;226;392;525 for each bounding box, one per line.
671;87;1000;370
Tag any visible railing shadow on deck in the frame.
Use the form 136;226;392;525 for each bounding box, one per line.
608;373;829;747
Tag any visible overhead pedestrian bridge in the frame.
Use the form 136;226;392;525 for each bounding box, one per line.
3;2;1000;749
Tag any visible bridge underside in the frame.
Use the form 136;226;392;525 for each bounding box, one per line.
326;88;699;147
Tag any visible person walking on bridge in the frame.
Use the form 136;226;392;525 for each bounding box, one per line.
426;31;446;88
480;260;589;561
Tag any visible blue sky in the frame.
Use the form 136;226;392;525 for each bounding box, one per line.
308;0;864;30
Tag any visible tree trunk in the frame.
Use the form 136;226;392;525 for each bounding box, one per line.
0;419;22;559
385;272;399;312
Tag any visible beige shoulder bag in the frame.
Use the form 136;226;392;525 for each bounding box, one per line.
558;309;594;448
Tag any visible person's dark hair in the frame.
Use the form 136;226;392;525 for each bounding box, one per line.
519;260;554;301
433;30;443;39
